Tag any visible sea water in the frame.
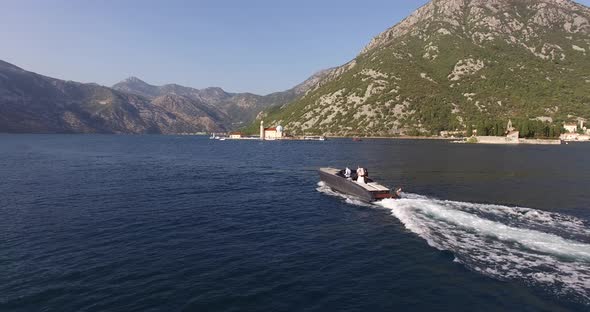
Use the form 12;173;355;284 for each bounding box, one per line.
1;135;589;311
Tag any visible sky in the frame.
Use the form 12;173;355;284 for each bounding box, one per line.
2;0;590;95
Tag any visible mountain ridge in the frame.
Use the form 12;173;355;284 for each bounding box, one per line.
0;59;330;133
0;60;230;134
112;68;334;127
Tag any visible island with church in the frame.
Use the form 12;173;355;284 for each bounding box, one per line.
210;121;326;141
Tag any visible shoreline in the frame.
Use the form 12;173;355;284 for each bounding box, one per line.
324;135;454;140
0;133;459;141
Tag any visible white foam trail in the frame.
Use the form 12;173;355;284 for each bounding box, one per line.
383;198;590;260
376;195;590;304
317;183;590;303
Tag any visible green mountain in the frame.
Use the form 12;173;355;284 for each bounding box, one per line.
256;0;590;136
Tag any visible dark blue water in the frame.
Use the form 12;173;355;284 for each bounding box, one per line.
1;135;589;311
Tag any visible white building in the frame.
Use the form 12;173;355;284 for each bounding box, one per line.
229;132;243;139
561;133;590;141
564;123;578;133
439;130;465;138
580;120;589;135
260;121;285;140
564;120;589;134
507;131;520;141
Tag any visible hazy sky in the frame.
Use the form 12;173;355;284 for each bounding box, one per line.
2;0;590;94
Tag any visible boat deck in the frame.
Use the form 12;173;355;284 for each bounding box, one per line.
360;182;390;192
320;168;390;192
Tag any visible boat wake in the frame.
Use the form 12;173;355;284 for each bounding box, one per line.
317;182;590;304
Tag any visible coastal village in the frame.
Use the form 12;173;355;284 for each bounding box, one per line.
560;120;590;142
459;119;590;145
430;116;590;145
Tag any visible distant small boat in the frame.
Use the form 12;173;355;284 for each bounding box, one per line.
352;137;362;142
304;136;326;141
450;139;466;144
318;167;401;202
219;137;226;141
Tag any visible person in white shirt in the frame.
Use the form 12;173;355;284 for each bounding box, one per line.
357;167;366;184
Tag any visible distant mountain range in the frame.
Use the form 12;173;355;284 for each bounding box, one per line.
0;60;328;134
3;0;589;135
111;70;332;128
257;0;590;136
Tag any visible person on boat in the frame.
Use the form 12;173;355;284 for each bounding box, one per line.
344;167;352;179
357;167;367;184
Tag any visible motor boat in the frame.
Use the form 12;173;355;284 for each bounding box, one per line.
318;167;400;202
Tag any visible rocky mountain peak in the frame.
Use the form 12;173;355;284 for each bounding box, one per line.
123;76;147;84
201;87;229;98
113;76;160;98
361;0;590;55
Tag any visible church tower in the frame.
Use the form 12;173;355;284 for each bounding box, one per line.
507;119;515;133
